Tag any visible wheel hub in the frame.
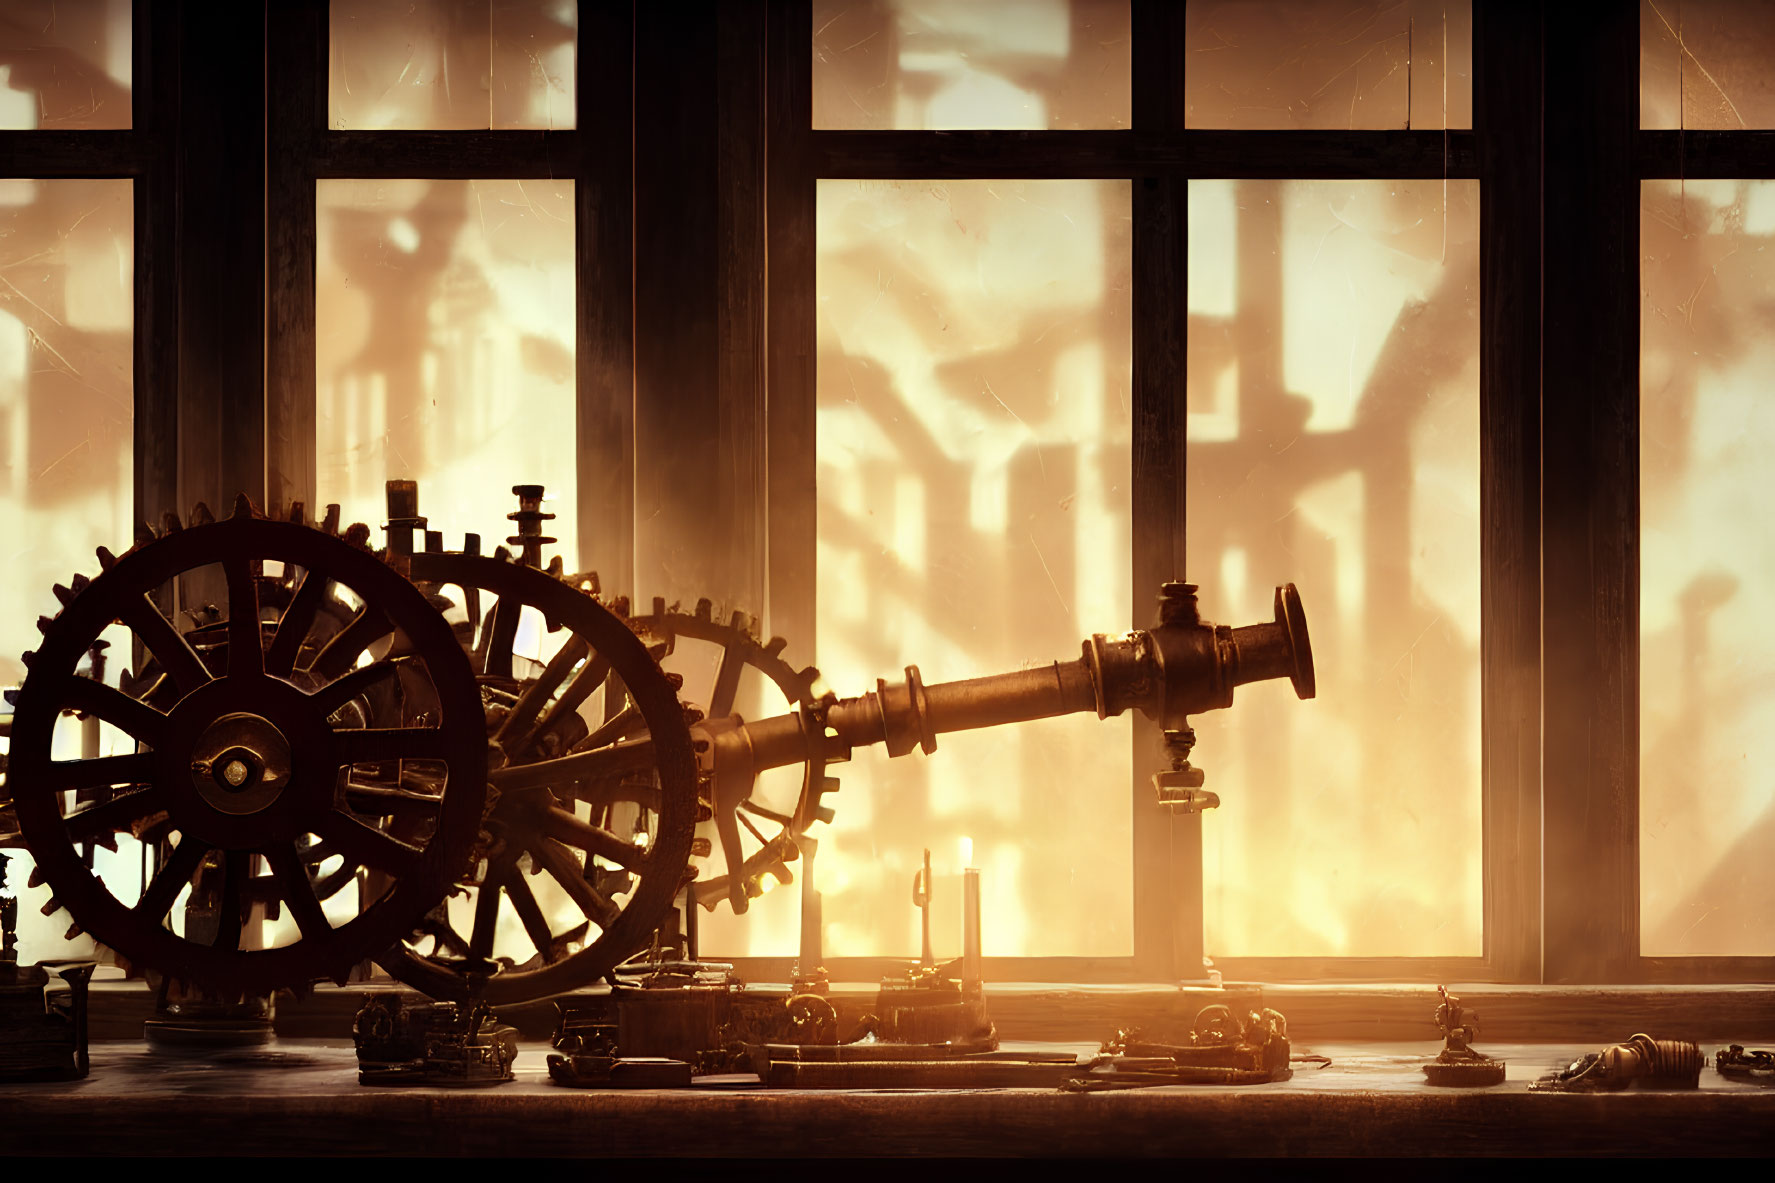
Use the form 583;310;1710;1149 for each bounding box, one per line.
189;716;291;815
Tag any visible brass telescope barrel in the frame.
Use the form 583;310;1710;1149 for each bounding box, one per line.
740;582;1314;775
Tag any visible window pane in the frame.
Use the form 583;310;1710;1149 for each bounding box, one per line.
702;179;1135;960
0;0;132;129
1188;179;1481;958
315;179;577;568
1185;0;1472;130
1641;0;1775;129
812;0;1131;130
1641;179;1775;956
0;178;136;964
329;0;576;130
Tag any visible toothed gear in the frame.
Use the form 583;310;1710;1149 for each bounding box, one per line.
628;596;841;913
369;548;700;1005
6;499;489;996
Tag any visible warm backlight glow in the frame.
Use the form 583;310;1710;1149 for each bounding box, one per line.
1190;179;1483;958
315;178;577;565
784;177;1134;960
0;177;136;964
812;0;1131;130
1640;179;1775;955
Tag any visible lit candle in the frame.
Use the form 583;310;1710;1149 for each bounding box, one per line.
962;862;982;986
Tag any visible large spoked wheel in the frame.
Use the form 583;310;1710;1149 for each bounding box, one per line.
375;552;699;1004
8;504;487;996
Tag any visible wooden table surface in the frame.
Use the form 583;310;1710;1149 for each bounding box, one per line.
2;1040;1770;1157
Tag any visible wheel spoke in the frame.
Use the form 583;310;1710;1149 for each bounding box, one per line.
317;812;422;877
223;556;263;679
739;798;794;827
571;702;641;755
504;871;562;963
335;726;450;766
544;806;648;871
519;654;611;757
341;781;443;818
496;636;589;752
49;751;156;792
478;597;522;681
121;593;210;695
564;779;662;813
534;838;619;928
307;606;394;681
467;864;508;962
709;644;745;720
488;737;655;791
310;657;406;719
137;838;207;924
59;679;168;745
212;850;247;951
266;842;331;939
266;569;327;678
64;786;165;843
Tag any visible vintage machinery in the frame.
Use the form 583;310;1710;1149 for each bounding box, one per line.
1062;1006;1295;1090
352;991;520;1085
1;479;1315;1006
1422;985;1506;1087
1716;1045;1775;1084
0;853;94;1081
1531;1034;1704;1092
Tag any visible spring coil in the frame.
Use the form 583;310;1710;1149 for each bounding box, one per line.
1601;1034;1704;1085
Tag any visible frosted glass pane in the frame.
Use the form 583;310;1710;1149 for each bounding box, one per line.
812;0;1130;130
1641;179;1775;956
1189;179;1481;958
315;179;577;569
705;179;1135;960
1641;0;1775;129
0;178;136;965
0;0;132;129
329;0;576;130
1185;0;1472;130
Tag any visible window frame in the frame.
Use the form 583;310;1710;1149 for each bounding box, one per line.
751;0;1540;984
17;0;1771;987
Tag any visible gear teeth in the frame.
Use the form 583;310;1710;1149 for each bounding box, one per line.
135;521;156;547
288;501;307;525
97;545;117;570
814;805;837;824
71;572;91;595
19;650;33;668
191;502;216;527
52;582;75;606
343;522;371;548
231;492;255;520
820;775;841;795
424;530;443;553
94;832;118;853
493;546;512;561
40;897;60;916
321;504;341;535
798;665;819;683
546;555;563;577
35;615;53;635
609;595;630;618
649;596;666;619
27;865;45;889
63;921;83;940
160;511;181;535
695;598;713;621
764;636;787;657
